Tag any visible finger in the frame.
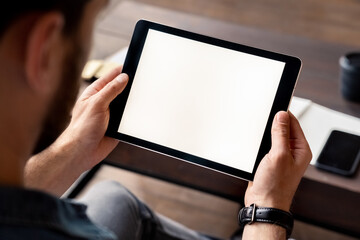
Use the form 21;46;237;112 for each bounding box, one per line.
288;111;312;163
82;66;123;98
288;111;306;143
270;111;290;153
96;73;129;108
289;111;310;152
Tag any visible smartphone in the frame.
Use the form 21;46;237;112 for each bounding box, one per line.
315;130;360;177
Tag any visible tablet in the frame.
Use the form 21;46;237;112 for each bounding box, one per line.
107;20;301;181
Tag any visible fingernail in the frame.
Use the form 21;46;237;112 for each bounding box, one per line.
277;111;289;123
115;73;128;83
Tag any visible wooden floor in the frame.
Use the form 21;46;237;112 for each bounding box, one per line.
76;165;357;240
129;0;360;48
76;165;239;238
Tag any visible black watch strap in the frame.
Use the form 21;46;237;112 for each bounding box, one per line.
238;204;294;239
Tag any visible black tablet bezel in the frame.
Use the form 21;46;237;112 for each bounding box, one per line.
106;20;301;181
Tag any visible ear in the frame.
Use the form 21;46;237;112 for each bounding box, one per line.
25;12;64;94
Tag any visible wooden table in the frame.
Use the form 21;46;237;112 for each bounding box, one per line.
90;1;360;237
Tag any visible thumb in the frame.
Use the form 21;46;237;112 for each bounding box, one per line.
271;111;290;152
97;73;129;108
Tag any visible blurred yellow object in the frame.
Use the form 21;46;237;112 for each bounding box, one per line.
82;60;120;81
82;60;103;80
95;61;120;79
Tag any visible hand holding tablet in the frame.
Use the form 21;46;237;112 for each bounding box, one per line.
107;20;302;181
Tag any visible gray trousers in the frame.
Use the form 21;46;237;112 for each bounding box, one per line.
78;180;217;240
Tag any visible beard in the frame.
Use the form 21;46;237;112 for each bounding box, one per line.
32;38;87;155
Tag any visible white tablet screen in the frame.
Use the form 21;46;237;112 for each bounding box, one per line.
118;29;285;173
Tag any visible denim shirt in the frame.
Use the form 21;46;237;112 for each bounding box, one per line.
0;187;116;240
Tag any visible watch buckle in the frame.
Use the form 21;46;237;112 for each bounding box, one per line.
249;203;256;225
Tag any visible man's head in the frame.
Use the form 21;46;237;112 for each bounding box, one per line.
0;0;108;162
0;1;90;38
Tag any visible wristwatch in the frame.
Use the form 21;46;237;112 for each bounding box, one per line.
238;203;294;238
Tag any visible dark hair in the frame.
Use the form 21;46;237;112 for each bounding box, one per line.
0;0;91;37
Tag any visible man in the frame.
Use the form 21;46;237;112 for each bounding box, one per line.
0;0;312;239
